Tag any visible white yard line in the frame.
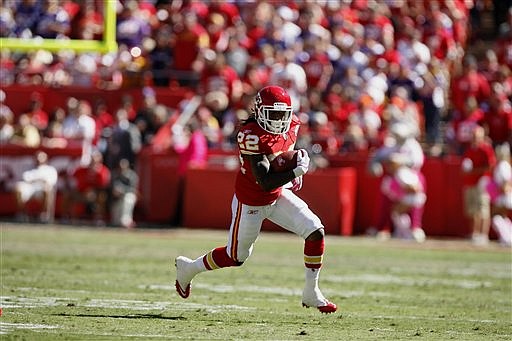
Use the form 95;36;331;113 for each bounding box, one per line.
324;274;494;289
0;322;59;334
0;295;254;312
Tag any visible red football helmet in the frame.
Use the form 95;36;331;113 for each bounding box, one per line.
255;85;293;134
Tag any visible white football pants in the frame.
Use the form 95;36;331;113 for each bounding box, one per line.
226;188;323;262
111;192;137;226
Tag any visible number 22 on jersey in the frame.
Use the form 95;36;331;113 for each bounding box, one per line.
237;131;260;174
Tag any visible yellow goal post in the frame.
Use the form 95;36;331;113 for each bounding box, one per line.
0;1;117;54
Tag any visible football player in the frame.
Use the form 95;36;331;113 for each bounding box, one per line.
175;85;337;313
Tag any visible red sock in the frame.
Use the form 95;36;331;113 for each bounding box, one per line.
304;239;324;269
202;246;240;270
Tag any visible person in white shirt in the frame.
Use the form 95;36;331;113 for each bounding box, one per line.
269;49;307;113
62;99;96;166
14;151;58;223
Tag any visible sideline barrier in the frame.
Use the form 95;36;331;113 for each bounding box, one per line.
327;152;380;235
136;148;180;223
182;167;357;236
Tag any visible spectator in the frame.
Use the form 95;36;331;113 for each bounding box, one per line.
448;96;485;155
148;26;173;87
92;99;114;144
301;35;333;94
24;91;49;132
71;0;103;40
483;143;512;246
196;105;221;148
11;113;40;148
116;0;151;49
42;106;67;148
14;150;58;223
62;99;96;166
417;59;447;156
0;1;15;37
461;125;497;245
171;10;209;87
171;116;208;225
307;111;339;160
450;54;491;117
0;50;15;86
0;90;14;143
206;12;229;52
119;94;136;121
134;87;160;145
482;82;512;148
380;155;427;242
62;150;110;225
225;34;250;78
269;48;307;113
368;122;426;242
104;108;142;170
69;53;98;88
199;49;243;111
347;94;382;149
35;0;70;39
110;158;139;229
14;0;41;37
172;116;208;177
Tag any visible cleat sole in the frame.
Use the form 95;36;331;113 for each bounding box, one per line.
302;301;337;314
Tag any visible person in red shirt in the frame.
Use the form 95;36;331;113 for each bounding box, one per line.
483;84;512;147
24;92;49;132
199;49;243;109
174;86;337;314
450;55;491;116
209;0;241;27
302;40;333;93
206;12;229;52
450;96;485;155
62;151;111;224
92;99;114;145
461;125;497;245
172;10;209;87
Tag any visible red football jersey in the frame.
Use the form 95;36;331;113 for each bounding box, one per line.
235;115;300;206
73;165;111;192
462;141;496;187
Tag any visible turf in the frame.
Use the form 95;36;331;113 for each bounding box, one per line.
1;222;511;340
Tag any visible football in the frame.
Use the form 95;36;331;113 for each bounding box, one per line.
270;150;298;173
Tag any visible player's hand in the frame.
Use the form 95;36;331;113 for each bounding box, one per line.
293;149;310;177
291;175;303;191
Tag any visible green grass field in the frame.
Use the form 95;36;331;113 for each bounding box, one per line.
1;222;511;340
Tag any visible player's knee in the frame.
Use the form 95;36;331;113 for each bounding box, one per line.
306;228;325;241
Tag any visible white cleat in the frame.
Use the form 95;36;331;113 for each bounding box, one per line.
412;228;426;243
175;256;196;299
302;287;337;314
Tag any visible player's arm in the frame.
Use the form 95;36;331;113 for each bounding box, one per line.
246;149;310;192
246;154;297;192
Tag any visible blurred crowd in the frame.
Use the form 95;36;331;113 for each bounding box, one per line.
0;0;511;239
1;0;511;158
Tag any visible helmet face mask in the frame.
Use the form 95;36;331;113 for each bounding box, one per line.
255;86;293;134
